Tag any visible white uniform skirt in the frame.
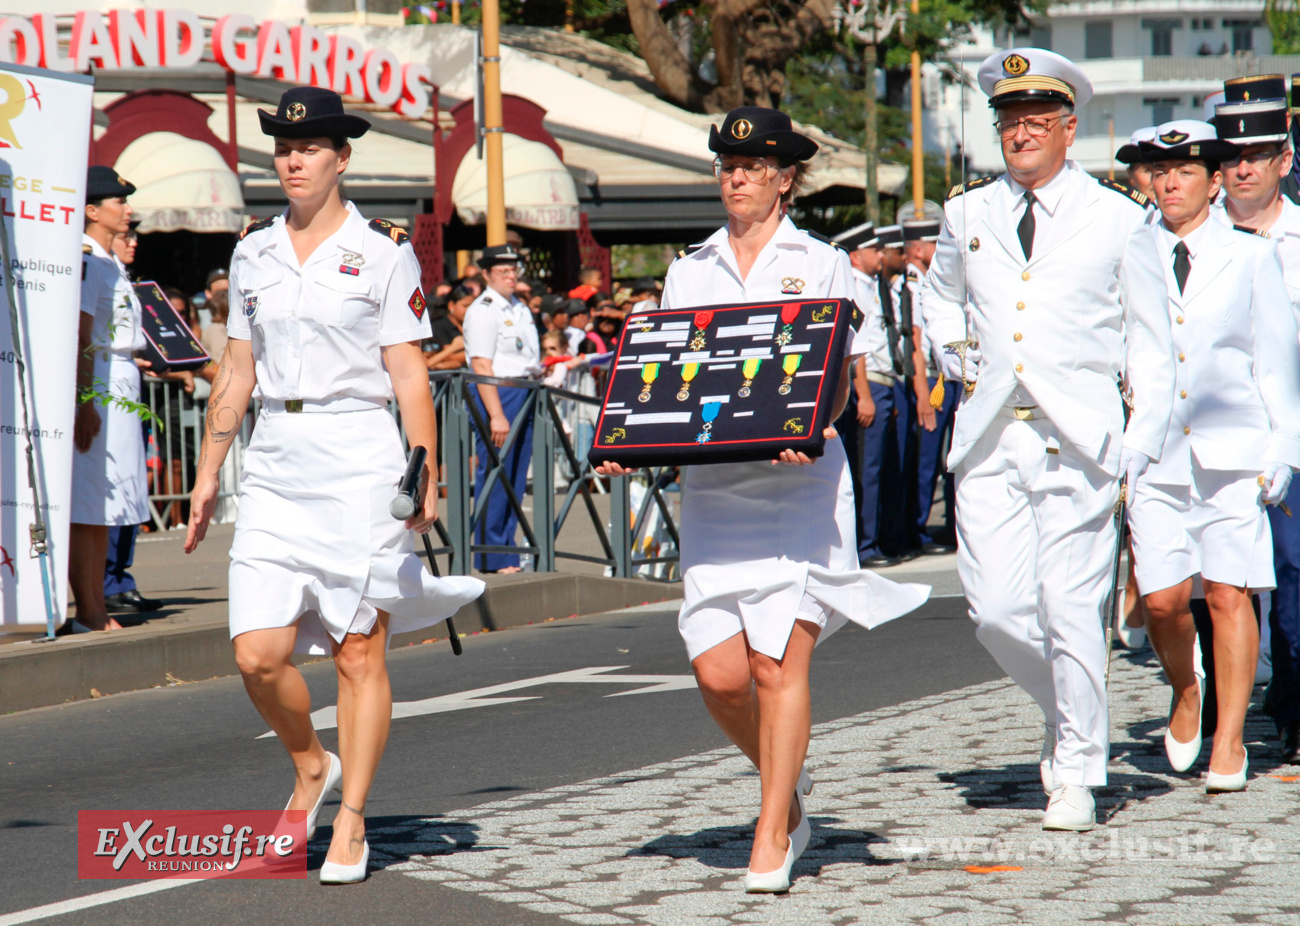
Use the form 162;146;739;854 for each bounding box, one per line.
1128;463;1274;595
70;352;150;527
677;438;930;661
228;405;485;655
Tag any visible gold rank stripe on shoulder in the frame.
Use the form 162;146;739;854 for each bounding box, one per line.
239;216;275;240
1233;223;1270;238
368;218;410;245
676;243;705;259
1098;177;1150;208
946;175;996;202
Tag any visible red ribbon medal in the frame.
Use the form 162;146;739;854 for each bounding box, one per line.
776;302;801;347
690;310;714;350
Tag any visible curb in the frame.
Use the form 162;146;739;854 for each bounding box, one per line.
0;575;681;715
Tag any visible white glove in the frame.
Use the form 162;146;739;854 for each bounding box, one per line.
1119;448;1150;493
1263;462;1293;505
938;345;982;384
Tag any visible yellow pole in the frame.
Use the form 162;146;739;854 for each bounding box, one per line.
1107;115;1115;181
481;0;507;246
909;0;923;214
452;0;460;24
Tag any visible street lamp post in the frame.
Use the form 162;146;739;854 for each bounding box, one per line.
909;0;923;214
481;0;507;246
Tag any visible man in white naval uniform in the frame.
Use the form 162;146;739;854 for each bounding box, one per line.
833;223;902;566
462;244;542;573
920;48;1176;830
1211;82;1300;763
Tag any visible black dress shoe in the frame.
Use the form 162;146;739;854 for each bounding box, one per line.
105;590;163;613
1282;723;1300;764
921;542;956;556
861;555;900;568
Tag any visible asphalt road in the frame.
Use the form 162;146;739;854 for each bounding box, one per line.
0;594;999;926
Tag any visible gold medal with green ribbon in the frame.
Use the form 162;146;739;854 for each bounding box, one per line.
738;358;762;397
677;362;700;401
778;354;802;395
638;362;660;403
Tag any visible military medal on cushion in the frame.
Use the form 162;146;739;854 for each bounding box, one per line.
677;362;700;401
638;362;660;403
775;302;800;346
778;354;802;395
738;358;762;397
689;310;714;351
696;402;722;444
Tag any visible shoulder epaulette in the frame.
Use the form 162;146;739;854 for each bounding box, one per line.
1233;223;1270;238
676;242;706;259
1098;177;1149;208
368;218;410;245
239;216;275;240
946;175;997;202
802;228;845;251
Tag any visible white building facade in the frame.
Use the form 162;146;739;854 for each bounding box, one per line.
927;0;1298;176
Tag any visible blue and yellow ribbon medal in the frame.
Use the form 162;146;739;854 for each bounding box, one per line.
638;362;660;403
778;354;802;395
738;358;762;398
697;402;721;444
677;362;700;401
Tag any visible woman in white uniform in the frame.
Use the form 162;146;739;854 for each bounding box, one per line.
1130;121;1300;791
596;107;928;892
185;87;484;883
68;167;151;633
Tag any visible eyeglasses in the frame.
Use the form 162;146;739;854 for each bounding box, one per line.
1222;150;1284;168
993;115;1064;138
713;157;775;182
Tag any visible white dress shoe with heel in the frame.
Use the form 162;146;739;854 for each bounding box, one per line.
285;751;342;842
1164;675;1204;773
1206;750;1249;793
1042;783;1095;831
790;784;811;863
1040;724;1056;795
319;840;369;884
744;838;794;893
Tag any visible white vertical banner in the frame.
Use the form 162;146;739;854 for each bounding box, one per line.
0;64;94;628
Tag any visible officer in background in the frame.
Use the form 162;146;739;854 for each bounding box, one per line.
1114;126;1158;201
835;223;901;567
66;166;152;633
463;245;542;573
877;224;918;558
905;217;956;555
921;48;1175;830
1211;76;1300;763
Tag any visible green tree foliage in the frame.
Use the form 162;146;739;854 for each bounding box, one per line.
1267;0;1300;54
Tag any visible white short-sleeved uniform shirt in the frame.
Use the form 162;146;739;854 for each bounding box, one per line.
226;203;429;402
852;267;893;377
80;234;145;353
462;286;541;378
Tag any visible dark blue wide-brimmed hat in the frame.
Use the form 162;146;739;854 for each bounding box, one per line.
258;86;371;140
708;107;818;162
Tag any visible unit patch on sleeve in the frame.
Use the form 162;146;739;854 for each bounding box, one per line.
409;287;427;320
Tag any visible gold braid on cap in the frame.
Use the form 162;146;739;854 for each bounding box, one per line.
992;75;1075;104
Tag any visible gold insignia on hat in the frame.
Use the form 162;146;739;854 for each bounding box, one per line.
1190;144;1200;156
1159;129;1189;145
1003;53;1030;77
1244;90;1252;100
731;118;753;140
287;102;307;122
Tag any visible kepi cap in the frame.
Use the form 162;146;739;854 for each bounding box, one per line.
1140;120;1240;164
1224;74;1287;103
1116;126;1157;165
1291;74;1300;113
477;244;521;269
833;222;880;251
902;219;941;243
87;165;135;200
977;48;1092;109
709;106;818;162
876;224;904;249
1214;99;1288;145
258;86;371;140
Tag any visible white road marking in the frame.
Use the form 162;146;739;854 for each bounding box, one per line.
259;666;697;738
0;880;202;926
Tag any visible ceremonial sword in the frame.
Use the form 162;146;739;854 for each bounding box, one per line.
1103;480;1128;689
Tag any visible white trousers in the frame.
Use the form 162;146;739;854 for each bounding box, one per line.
955;415;1119;787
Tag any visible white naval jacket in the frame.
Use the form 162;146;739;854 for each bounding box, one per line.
1144;216;1300;484
920;161;1176;475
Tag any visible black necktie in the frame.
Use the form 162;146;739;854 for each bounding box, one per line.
1173;241;1191;294
1017;191;1036;260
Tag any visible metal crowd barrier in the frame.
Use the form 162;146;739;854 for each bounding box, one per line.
140;371;682;581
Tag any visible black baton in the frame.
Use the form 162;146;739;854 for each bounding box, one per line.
393;446;463;656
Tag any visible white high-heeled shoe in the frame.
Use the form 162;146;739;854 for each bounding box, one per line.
744;838;795;894
1206;749;1249;793
1164;675;1204;773
798;766;813;797
285;751;342;842
319;839;369;884
790;784;811;863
